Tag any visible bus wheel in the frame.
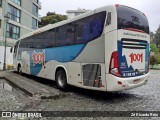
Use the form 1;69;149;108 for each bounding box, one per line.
17;64;22;74
56;70;67;90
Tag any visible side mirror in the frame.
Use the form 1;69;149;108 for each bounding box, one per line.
10;47;13;53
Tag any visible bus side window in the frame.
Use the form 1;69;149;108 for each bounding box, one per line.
82;23;90;41
75;23;83;43
75;17;92;43
66;23;75;45
56;25;69;46
90;11;106;39
91;17;102;38
46;29;56;48
106;12;111;25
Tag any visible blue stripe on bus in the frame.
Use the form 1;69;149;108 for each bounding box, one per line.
29;44;86;76
145;43;149;71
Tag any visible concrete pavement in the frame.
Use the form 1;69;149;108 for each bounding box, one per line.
0;71;66;99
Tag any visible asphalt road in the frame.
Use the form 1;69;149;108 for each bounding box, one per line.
0;70;160;119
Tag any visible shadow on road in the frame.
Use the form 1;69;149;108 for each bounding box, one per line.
17;72;142;102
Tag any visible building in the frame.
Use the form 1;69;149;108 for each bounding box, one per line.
0;0;41;70
66;9;89;19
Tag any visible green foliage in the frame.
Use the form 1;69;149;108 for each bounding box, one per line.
46;12;56;16
150;44;159;53
150;55;156;67
39;12;67;27
152;25;160;46
150;53;160;67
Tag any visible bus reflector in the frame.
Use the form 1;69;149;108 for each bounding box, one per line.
118;81;122;85
109;51;121;77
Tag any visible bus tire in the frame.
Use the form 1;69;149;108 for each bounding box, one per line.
17;64;22;75
56;70;67;90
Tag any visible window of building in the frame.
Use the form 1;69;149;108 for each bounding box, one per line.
32;4;38;17
11;0;21;6
8;4;21;23
32;18;38;29
6;23;20;39
0;0;2;7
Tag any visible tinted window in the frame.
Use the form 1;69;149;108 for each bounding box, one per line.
56;25;68;46
19;11;106;50
106;12;111;25
75;11;106;43
42;29;56;48
117;6;149;33
66;23;75;44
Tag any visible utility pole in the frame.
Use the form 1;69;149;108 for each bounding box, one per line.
3;14;10;71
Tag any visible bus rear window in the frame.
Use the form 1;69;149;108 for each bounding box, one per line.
117;6;149;34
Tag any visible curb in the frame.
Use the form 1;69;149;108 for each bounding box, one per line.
0;76;33;96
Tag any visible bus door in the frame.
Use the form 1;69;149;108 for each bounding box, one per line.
13;41;20;69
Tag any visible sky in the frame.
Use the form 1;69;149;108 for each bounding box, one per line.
39;0;160;33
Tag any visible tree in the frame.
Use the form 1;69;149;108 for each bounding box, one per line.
150;43;160;68
150;32;154;44
150;55;156;68
46;12;56;16
153;25;160;46
39;12;67;27
150;44;159;54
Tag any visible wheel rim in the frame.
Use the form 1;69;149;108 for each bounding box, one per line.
58;74;66;87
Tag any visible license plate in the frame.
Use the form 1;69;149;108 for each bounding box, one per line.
133;79;141;84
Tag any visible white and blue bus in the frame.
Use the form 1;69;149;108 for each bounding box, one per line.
12;5;150;91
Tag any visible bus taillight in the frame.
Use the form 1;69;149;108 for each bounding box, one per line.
109;51;121;77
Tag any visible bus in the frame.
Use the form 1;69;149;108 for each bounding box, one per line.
11;5;150;91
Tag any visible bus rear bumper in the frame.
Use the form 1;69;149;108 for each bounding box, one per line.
106;73;149;92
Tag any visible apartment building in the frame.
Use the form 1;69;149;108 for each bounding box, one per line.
0;0;41;70
66;9;89;19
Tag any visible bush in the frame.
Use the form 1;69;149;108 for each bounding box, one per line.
150;54;160;67
150;56;156;67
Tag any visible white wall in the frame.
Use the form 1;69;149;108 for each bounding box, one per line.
67;13;76;19
0;46;13;70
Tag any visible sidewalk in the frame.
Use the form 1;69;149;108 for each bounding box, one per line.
0;71;66;99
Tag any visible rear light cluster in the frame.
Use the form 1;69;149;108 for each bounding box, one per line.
109;51;121;77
